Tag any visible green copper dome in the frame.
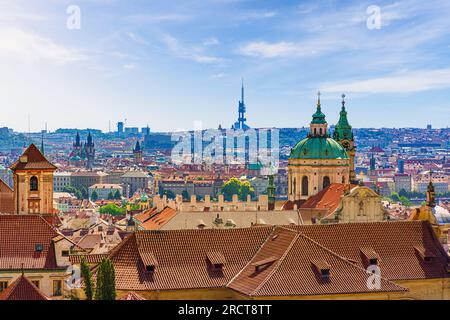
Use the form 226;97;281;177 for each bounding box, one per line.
289;136;349;160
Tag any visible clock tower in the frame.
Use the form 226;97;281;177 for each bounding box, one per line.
333;94;357;183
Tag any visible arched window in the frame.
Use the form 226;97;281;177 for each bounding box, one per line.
301;176;308;196
319;128;323;135
323;176;330;189
30;176;38;191
293;178;296;194
342;176;345;184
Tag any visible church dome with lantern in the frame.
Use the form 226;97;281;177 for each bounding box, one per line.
287;92;351;202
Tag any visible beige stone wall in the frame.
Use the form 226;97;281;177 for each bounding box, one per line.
288;158;349;201
336;186;386;223
0;270;69;299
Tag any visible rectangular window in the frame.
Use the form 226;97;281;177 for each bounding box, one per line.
53;280;62;296
31;280;40;288
62;250;70;257
0;281;8;292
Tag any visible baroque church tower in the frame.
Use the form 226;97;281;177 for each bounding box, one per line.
287;92;350;202
10;144;56;214
333;94;357;183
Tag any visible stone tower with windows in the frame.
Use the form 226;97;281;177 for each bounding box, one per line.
10;144;57;214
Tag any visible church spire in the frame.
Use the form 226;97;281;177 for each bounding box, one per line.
333;93;352;140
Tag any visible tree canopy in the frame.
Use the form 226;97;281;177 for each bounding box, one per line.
221;177;255;201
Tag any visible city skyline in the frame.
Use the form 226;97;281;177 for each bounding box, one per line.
1;0;450;132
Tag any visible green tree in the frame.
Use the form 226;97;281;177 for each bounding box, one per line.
390;192;400;202
221;178;241;201
80;186;89;199
94;258;116;300
99;203;125;216
181;190;189;201
239;180;254;201
80;256;94;300
113;190;121;200
160;189;176;199
90;190;98;202
221;177;255;201
399;196;411;207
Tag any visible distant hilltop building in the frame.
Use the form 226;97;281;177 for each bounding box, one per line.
69;131;96;170
231;80;250;130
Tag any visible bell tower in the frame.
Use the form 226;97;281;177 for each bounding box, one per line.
10;144;57;214
333;94;356;183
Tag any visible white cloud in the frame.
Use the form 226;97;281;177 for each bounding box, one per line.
238;39;349;58
0;27;87;64
203;37;219;46
322;68;450;93
161;34;222;64
125;14;190;23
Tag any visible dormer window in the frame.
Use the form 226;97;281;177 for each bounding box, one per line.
311;260;331;279
30;176;38;191
360;247;380;266
140;251;158;273
206;251;226;271
252;256;278;272
414;245;436;263
35;244;43;252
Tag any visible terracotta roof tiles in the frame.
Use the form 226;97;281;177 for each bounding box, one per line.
0;275;49;300
9;144;57;171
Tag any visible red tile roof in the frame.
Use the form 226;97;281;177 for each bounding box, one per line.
0;215;62;270
92;220;449;297
0;275;49;300
0;179;14;214
291;221;449;280
300;183;357;214
140;207;177;230
69;254;108;264
9;144;57;171
228;227;406;297
101;227;273;291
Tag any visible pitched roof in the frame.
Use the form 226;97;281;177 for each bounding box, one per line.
0;179;14;214
69;254;108;264
140;207;177;230
228;227;406;297
300;183;356;214
0;275;49;300
94;220;449;297
291;220;450;280
103;227;273;291
9;144;57;171
0;215;62;270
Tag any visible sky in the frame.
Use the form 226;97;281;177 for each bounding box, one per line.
0;0;449;132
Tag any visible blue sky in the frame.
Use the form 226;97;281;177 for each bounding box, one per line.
0;0;449;132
